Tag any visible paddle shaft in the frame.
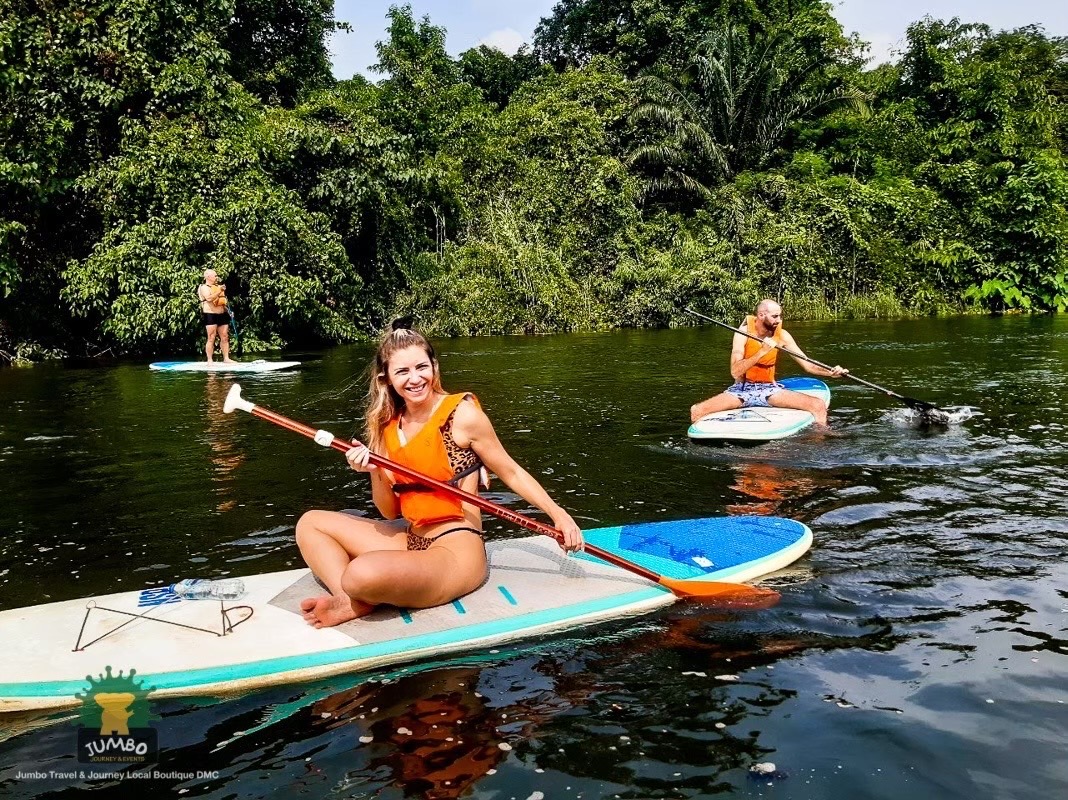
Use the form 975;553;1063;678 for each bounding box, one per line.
226;306;241;355
242;402;667;584
684;308;932;406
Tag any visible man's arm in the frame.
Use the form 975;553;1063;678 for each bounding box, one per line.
200;285;226;304
729;327;776;382
779;331;847;377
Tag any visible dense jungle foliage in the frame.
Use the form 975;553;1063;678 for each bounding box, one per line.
1;0;1066;360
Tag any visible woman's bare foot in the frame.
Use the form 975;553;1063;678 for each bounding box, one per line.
299;594;373;628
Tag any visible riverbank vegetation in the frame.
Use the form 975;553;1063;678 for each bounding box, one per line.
2;0;1066;359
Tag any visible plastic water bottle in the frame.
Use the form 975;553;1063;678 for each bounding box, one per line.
171;578;246;600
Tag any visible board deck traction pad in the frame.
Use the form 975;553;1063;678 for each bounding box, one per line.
688;376;831;440
0;516;811;711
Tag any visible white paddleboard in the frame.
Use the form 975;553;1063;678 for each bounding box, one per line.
688;377;831;442
149;360;300;373
0;516;811;711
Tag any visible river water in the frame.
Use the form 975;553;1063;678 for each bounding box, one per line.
1;315;1066;799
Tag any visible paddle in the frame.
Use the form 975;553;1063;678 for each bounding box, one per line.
223;383;779;606
684;308;953;425
226;305;241;356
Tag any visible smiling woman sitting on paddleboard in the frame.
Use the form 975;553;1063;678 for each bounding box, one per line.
690;299;847;426
296;321;584;628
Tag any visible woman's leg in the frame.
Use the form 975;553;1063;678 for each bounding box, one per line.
339;531;488;610
295;509;406;627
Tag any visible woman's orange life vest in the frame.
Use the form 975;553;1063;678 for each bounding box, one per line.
382;392;482;527
742;315;784;384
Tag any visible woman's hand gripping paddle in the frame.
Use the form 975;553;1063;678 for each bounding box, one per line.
223;384;780;607
684;308;954;425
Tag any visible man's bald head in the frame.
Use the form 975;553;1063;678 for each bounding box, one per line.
754;299;783;333
756;298;781;316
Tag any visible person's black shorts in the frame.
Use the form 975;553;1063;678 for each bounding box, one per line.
201;311;230;327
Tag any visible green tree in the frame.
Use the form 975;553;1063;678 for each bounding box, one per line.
268;78;459;327
62;100;363;353
630;25;865;201
893;19;1068;310
401;59;644;333
222;0;341;106
0;0;239;351
372;6;483;144
457;44;542;108
533;0;842;75
0;0;362;357
365;6;492;301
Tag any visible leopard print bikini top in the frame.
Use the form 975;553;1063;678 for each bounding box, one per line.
440;405;483;483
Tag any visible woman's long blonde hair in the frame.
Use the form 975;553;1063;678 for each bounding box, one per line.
364;326;445;453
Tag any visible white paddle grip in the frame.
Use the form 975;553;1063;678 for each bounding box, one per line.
222;383;255;414
313;430;335;447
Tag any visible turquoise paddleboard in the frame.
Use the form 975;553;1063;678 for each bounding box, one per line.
688;376;831;442
0;516;811;712
149;360;300;372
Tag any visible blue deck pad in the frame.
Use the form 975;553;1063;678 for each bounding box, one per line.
582;516;808;580
777;376;831;396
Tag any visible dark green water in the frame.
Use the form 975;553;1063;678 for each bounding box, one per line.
1;316;1067;799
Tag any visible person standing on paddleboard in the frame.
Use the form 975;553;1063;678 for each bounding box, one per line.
690;299;847;426
295;321;585;628
197;269;234;363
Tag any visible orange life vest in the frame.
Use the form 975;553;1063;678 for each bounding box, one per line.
199;285;227;307
742;315;784;384
383;392;482;527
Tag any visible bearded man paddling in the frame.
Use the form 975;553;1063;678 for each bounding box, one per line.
689;299;847;426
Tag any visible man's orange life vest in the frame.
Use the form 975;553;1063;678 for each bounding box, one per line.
383;393;482;527
742;315;784;384
198;285;227;307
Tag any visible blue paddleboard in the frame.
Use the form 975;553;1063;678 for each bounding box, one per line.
0;516;811;711
689;376;831;442
149;360;300;372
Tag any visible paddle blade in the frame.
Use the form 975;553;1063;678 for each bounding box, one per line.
903;398;953;426
920;409;952;426
659;577;781;608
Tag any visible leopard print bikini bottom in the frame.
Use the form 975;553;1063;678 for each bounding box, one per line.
406;526;484;551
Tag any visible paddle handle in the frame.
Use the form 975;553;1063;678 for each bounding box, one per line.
241;402;663;583
683;308;911;401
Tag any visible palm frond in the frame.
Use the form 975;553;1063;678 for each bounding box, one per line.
629;23;863;189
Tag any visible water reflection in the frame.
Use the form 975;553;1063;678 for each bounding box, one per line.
202;376;244;513
310;668;507;799
202;612;899;797
725;461;827;516
204;638;784;797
